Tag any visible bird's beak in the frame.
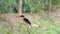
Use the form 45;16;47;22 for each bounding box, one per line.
16;16;20;18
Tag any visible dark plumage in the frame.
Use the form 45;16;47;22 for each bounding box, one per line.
23;18;31;25
20;15;24;17
20;15;32;27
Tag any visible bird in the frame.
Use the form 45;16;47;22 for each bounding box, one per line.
20;15;32;28
16;15;32;28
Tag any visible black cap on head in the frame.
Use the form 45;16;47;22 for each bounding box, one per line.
20;15;25;17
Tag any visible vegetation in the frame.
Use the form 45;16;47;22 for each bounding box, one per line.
0;17;60;34
0;0;60;34
0;0;60;14
0;0;18;14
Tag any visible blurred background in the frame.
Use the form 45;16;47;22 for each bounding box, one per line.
0;0;60;34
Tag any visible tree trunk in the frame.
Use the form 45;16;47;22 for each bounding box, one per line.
47;0;52;19
49;0;52;12
18;0;22;15
46;0;52;19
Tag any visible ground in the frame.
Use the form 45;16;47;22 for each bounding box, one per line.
0;8;60;34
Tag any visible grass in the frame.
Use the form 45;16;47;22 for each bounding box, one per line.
0;16;60;34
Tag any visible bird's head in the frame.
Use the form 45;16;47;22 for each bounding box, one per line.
20;15;25;17
20;15;25;18
16;15;25;18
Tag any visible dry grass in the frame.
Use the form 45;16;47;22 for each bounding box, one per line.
0;13;60;34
